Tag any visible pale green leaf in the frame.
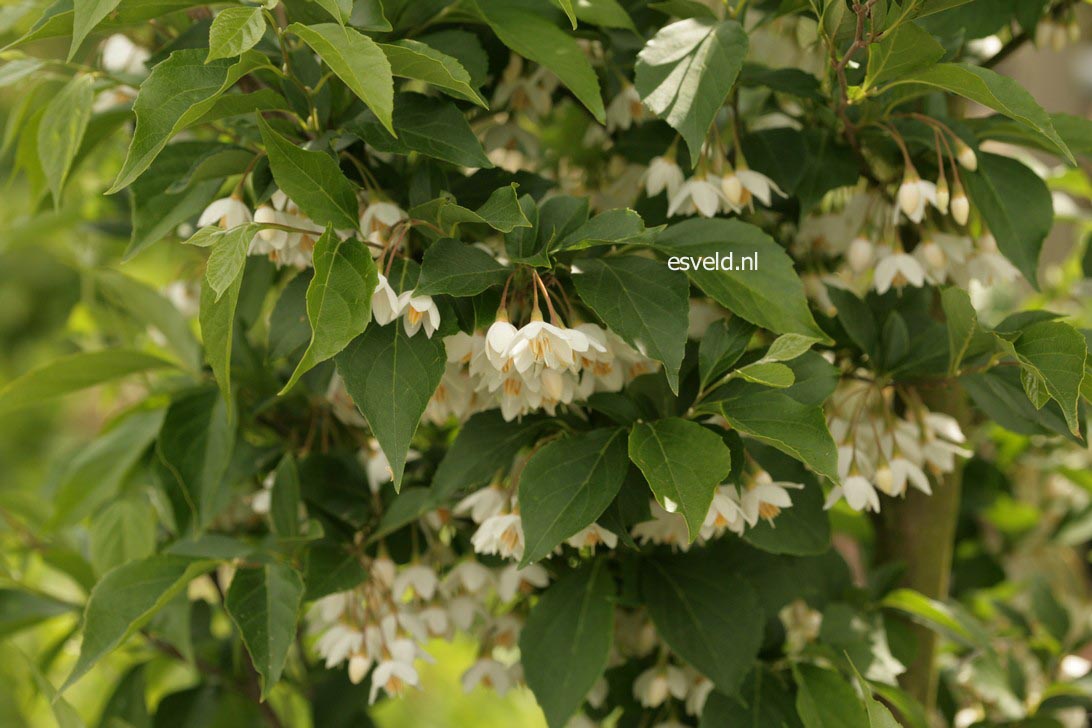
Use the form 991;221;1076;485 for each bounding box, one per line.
207;7;265;63
38;73;94;204
225;562;305;698
380;39;487;107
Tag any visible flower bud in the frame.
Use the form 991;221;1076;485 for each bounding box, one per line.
1035;19;1054;48
951;190;970;226
978;233;998;253
897;170;921;219
935;177;950;213
349;655;369;684
956;141;977;171
847;236;874;273
720;172;743;207
919;240;947;269
1052;22;1068;52
874;464;895;495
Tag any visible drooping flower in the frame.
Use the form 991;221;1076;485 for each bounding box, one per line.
741;472;803;526
874;252;926;294
371;274;404;325
643;155;685;199
399;292;441;338
198;196;251;229
668;175;722;218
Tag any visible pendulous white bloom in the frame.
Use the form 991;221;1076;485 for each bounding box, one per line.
399;292;441;338
462;658;516;696
198;196;251;229
391;565;438;602
720;165;786;212
565;523;618;551
471;513;525;560
368;639;420;704
605;83;646;133
509;314;590;373
633;665;689;708
896;170;938;223
741;472;803;526
825;474;881;513
668;175;722;218
101;34;150;75
455;485;510;524
360;200;407;245
955;140;978;171
643;155;684;199
874;252;926;294
371;274;404;325
950;190;970;226
497;563;549;601
846;236;874;273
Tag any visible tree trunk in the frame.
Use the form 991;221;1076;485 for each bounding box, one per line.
875;382;969;713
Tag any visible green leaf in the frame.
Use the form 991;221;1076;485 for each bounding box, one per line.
556;0;578;27
304;543;367;600
52;407;166;526
380;39;488;107
410;184;532;235
570;0;636;31
64;555;214;690
309;0;352;23
963;152;1053;288
963;367;1079;442
431;411;548;500
700;670;803;727
126;141;222;260
0;589;77;639
38;73;94;205
657;219;829;342
282;228;379;393
1012;320;1087;436
733;361;795;388
70;0;121;59
628;418;733;540
635;18;748;162
551;208;652;252
109;50;266;192
864;22;943;88
289;22;395;135
472;0;605;122
225;562;305;699
518;428;629;565
270;455;301;538
710;386;839;484
207;7;265;62
348;93;492;168
572;255;690;392
890;63;1074;163
335;324;447;490
89;496;156;575
94;270;202;371
520;560;615;728
415;238;509;297
793;663;869;728
698;316;755;388
156;388;235;529
941;286;978;375
764;333;820;362
641;551;764;693
257;116;359;230
200;270;244;403
0;349;174;415
880;588;990;648
846;659;903;728
204;223;259;301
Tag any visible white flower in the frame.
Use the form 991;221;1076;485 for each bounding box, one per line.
371;274;404;325
391;564;438;601
668;176;722;218
700;487;746;539
741;473;803;525
825;474;881;513
251;472;274;515
348;653;371;684
101;34;149;75
198;197;252;229
497;563;549;602
400;292;440;338
880;457;931;496
471;513;525;560
684;672;715;717
896;173;938;223
644;156;685;199
442;560;495;596
509;317;590;373
360;201;406;244
455;486;509;524
605;83;645;133
315;624;363;668
846;236;874;273
633;665;688;708
485;317;519;370
873;252;926;294
368;639;420;703
462;658;515;696
565;523;618;550
632;501;691;549
721;167;786;211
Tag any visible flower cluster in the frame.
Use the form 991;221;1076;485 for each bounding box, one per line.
424;302;659;424
824;379;971;513
643;153;786;220
305;553;549;703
